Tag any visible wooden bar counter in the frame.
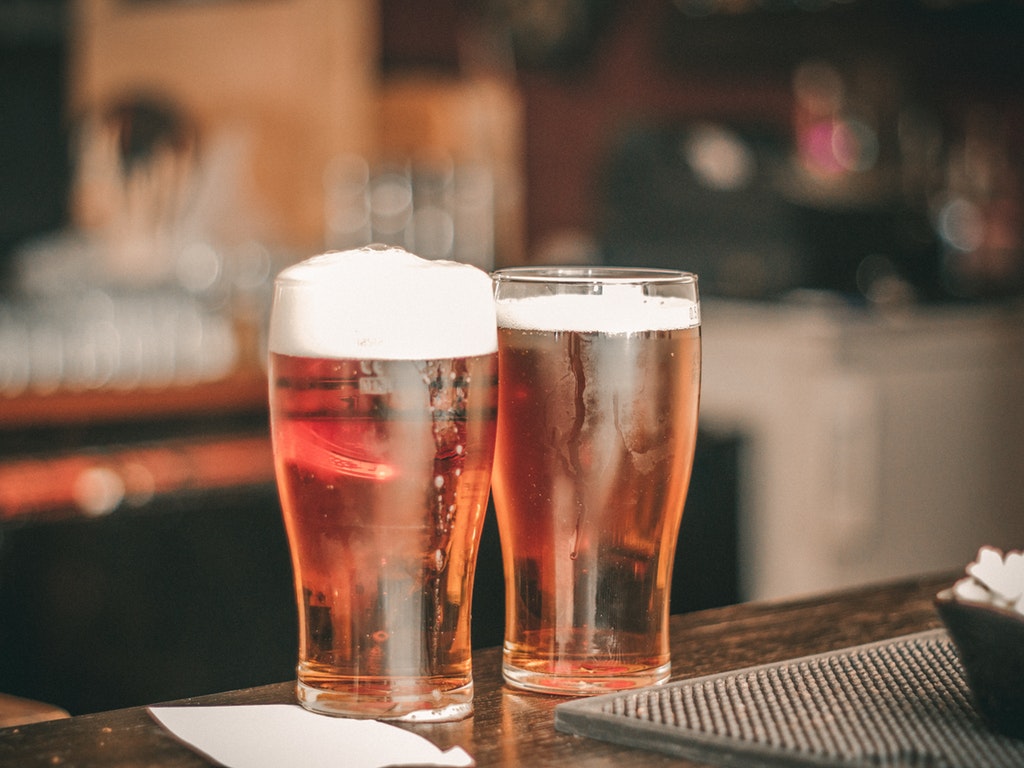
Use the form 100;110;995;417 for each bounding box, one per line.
0;571;953;767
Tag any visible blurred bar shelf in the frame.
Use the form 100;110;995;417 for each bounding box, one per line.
0;369;268;430
0;369;273;524
0;431;274;524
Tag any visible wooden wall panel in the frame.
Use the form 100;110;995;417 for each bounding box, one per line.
68;0;380;252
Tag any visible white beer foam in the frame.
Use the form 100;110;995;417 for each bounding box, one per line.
496;287;700;333
270;246;497;360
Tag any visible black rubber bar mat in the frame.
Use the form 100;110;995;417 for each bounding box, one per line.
554;629;1024;767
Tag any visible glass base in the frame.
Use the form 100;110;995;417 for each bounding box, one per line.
502;659;671;696
296;679;473;722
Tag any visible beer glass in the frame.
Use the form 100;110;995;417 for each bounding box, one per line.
268;246;498;721
491;266;700;695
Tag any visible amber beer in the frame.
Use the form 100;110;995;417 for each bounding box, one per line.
268;246;497;721
491;268;700;695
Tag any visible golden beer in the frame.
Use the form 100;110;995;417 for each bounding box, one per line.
491;268;700;695
268;246;497;721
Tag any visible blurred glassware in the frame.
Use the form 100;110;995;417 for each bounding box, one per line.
0;289;238;397
4;92;286;392
324;154;495;271
931;106;1024;299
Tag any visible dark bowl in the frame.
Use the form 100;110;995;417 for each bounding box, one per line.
935;588;1024;740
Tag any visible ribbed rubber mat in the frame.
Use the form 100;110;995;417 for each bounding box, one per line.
554;629;1024;767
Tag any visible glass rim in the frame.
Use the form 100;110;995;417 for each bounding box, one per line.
491;265;697;285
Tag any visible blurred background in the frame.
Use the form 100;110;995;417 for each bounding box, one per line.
1;0;1022;716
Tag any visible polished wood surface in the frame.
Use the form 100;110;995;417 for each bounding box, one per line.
0;571;953;767
0;695;68;730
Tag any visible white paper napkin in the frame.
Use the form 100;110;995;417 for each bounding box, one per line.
148;704;475;768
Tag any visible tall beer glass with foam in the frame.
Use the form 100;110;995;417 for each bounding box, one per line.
268;245;498;721
492;267;700;695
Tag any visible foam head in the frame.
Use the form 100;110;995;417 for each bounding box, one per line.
269;246;497;360
495;282;700;334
